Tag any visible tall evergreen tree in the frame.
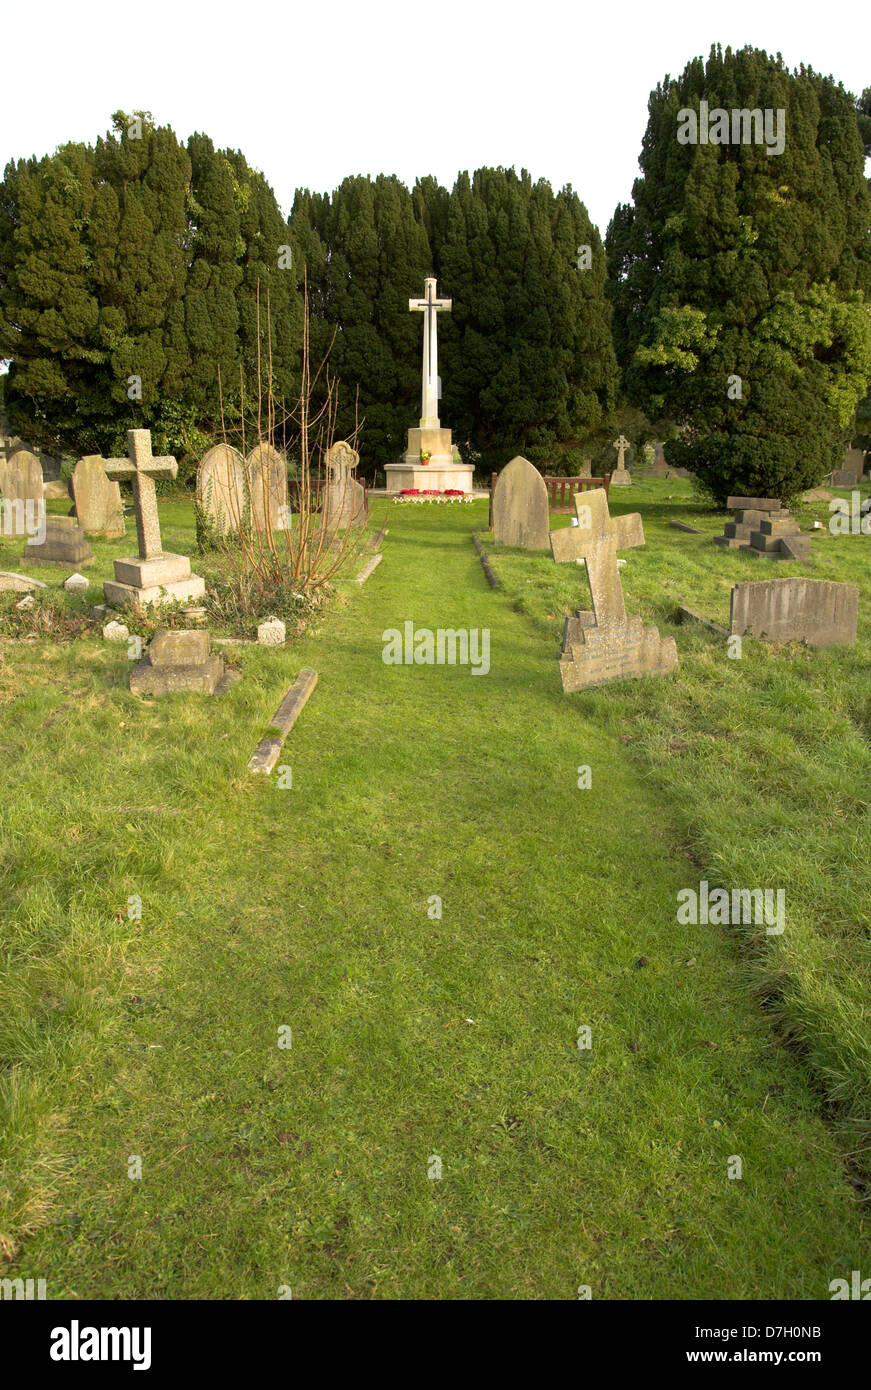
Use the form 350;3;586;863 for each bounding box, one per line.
0;141;100;453
289;175;431;475
0;114;302;463
435;167;617;472
606;46;871;502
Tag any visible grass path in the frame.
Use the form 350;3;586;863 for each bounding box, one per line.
2;498;866;1298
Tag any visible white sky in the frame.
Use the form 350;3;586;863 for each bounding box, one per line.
1;0;868;235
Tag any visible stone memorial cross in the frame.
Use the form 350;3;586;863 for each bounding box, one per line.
409;277;451;427
550;488;644;626
613;435;631;470
104;429;177;560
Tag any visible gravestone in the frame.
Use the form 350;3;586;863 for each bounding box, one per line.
730;578;858;648
549;488;678;691
653;442;668;473
713;496;810;563
129;627;230;696
0;571;47;592
245;442;288;532
0;448;44;536
197;445;246;534
610;435;632;487
491;456;550;550
323;441;365;529
25;515;93;566
103;430;205;610
832;447;866;488
72;455;125;538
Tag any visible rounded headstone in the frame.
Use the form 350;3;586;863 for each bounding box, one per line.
492;456;550;550
245;442;288;532
0;448;44;536
197;445;245;534
72;455;126;538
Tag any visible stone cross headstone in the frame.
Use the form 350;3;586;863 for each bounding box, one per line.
197;444;246;534
72;455;126;538
549;488;678;690
103;429;205;610
323;440;365;529
245;442;288;532
491;456;550;550
610;435;632;488
104;430;176;559
0;447;44;537
409;277;452;428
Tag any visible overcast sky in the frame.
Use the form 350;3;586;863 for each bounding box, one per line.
2;0;867;236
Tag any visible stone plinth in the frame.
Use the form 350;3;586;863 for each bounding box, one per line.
550;488;678;691
404;426;454;468
713;497;810;562
609;468;632;488
388;424;476;492
130;627;227;696
559;613;678;692
25;515;93;566
105;552;205;611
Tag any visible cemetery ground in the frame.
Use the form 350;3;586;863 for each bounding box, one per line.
1;481;870;1299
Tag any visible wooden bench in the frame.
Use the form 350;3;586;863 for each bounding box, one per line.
488;471;611;527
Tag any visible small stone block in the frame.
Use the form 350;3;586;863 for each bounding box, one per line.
758;517;800;536
257;616;286;646
130;653;224;696
15;594;35;610
102;620;130;642
112;553;192;588
750;531;787;552
727;496;783;512
63;572;90;592
148;627;211;666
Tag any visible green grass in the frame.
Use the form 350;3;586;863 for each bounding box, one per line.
0;485;869;1298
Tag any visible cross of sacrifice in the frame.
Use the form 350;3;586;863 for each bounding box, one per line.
409;277;451;427
104;430;177;560
550;488;644;626
613;435;631;470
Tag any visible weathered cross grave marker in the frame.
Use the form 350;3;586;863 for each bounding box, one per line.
549;488;678;691
103;429;205;610
610;435;632;487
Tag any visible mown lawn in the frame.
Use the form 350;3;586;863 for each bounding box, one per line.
0;485;868;1299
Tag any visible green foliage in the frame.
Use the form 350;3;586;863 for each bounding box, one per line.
606;46;871;502
0;114;302;463
433;168;618;473
290;175;432;477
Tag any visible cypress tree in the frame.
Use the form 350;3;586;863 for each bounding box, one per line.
289;175;431;476
0;142;100;453
607;46;871;502
436;167;617;472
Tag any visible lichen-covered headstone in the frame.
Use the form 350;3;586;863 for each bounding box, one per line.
323;441;365;529
72;455;126;538
0;448;44;536
245;443;288;532
492;456;549;550
197;445;246;534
